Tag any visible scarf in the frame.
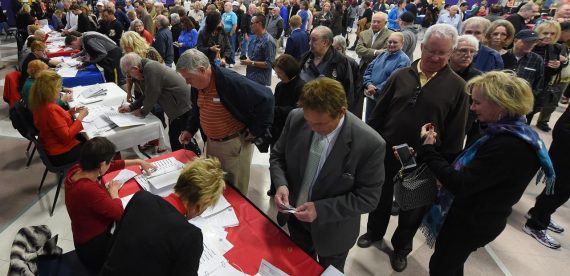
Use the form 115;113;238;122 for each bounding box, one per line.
420;116;556;247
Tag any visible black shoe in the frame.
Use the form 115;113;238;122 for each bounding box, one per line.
391;201;400;216
239;55;247;60
391;253;407;272
357;233;380;248
536;123;551;132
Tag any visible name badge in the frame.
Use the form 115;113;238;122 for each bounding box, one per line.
523;67;537;71
213;97;221;103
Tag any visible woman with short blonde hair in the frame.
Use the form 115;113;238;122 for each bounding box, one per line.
420;71;554;275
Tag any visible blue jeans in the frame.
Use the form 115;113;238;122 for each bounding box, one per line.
241;33;255;58
228;33;237;65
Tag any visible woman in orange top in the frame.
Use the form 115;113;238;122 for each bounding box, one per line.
28;70;89;166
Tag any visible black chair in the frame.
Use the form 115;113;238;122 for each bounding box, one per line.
10;100;37;167
10;101;75;216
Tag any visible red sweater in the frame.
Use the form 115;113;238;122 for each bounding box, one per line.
33;102;83;156
65;160;125;244
142;30;153;45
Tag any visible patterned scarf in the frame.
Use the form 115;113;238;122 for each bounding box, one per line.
420;116;556;247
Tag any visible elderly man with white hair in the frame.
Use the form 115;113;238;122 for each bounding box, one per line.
436;5;462;33
360;24;469;273
118;52;192;151
152;14;174;67
449;34;482;81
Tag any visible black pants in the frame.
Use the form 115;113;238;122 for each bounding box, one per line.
287;216;349;272
48;143;83;167
99;47;124;86
526;109;570;230
168;110;191;151
366;153;430;256
75;230;113;272
429;210;502;276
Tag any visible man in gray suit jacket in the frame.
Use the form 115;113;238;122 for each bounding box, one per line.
269;77;386;272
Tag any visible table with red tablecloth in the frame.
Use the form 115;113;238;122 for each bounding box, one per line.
103;150;325;276
46;46;79;58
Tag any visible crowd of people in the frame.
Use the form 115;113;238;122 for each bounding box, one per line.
8;0;570;274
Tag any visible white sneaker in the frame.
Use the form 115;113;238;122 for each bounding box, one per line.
522;225;561;249
525;212;565;233
229;64;234;68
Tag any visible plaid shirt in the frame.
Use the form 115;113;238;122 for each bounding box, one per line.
508;49;544;93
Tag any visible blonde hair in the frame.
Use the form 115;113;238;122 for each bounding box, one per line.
536;20;562;44
484;19;515;48
30;40;46;52
466;71;534;117
174;157;225;210
26;60;49;77
120;31;150;57
28;71;63;111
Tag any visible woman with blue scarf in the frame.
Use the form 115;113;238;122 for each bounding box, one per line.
417;71;556;276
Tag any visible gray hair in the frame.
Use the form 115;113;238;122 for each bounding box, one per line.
170;13;180;25
519;2;537;13
176;48;211;72
120;52;142;75
313;25;334;45
130;19;144;31
456;34;479;49
332;35;347;53
463;16;491;33
156;15;170;28
422;23;458;48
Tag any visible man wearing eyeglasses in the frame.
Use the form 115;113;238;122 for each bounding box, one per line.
359;24;469;273
240;14;277;86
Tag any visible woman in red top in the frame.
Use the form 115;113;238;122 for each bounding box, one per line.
131;19;154;44
28;70;88;166
65;137;155;272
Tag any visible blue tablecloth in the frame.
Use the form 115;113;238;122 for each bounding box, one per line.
62;65;105;88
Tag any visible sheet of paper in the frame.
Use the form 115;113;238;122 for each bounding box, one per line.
320;265;344;276
105;110;147;127
61;57;81;67
146;157;185;177
147;169;181;190
113;169;137;185
57;66;78;78
200;196;231;218
257;259;289;276
190;207;239;228
120;194;134;209
198;241;227;276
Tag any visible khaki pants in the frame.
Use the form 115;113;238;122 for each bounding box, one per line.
205;134;254;195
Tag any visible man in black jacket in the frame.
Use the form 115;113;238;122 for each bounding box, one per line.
177;49;274;195
299;26;359;115
153;14;174;67
506;2;539;35
100;7;123;46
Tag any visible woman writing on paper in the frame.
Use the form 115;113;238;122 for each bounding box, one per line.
101;157;225;275
28;70;86;166
65;137;155;272
417;71;556;275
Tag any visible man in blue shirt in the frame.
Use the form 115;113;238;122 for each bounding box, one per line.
436;5;462;33
241;14;277;86
362;32;410;120
298;1;309;32
222;1;238;68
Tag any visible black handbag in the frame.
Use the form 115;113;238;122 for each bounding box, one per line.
393;163;437;211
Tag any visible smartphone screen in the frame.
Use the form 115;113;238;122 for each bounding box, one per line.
395;143;417;169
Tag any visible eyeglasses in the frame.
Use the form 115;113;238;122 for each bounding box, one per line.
454;48;478;56
423;46;452;58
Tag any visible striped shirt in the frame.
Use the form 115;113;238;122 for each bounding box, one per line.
197;77;245;140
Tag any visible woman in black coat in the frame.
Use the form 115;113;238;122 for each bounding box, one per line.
267;54;305;196
196;11;231;67
416;71;555;276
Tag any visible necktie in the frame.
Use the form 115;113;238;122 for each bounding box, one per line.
296;134;326;206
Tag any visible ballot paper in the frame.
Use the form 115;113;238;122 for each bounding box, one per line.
200;196;231;218
81;84;107;98
134;157;184;191
105;110;147;127
189;207;239;228
198;238;245;276
120;194;134;209
57;66;78;78
112;169;138;185
256;259;289;276
61;57;81;67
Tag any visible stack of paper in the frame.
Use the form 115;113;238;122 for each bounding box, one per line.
104;110;147;127
198;238;244;276
134;157;184;191
57;66;78;78
81;84;108;98
189;196;239;228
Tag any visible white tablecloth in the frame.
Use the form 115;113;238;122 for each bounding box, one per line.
69;82;169;151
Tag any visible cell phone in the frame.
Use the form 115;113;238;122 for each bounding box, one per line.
395;143;417;169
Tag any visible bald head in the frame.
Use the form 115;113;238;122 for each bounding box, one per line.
371;12;388;33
